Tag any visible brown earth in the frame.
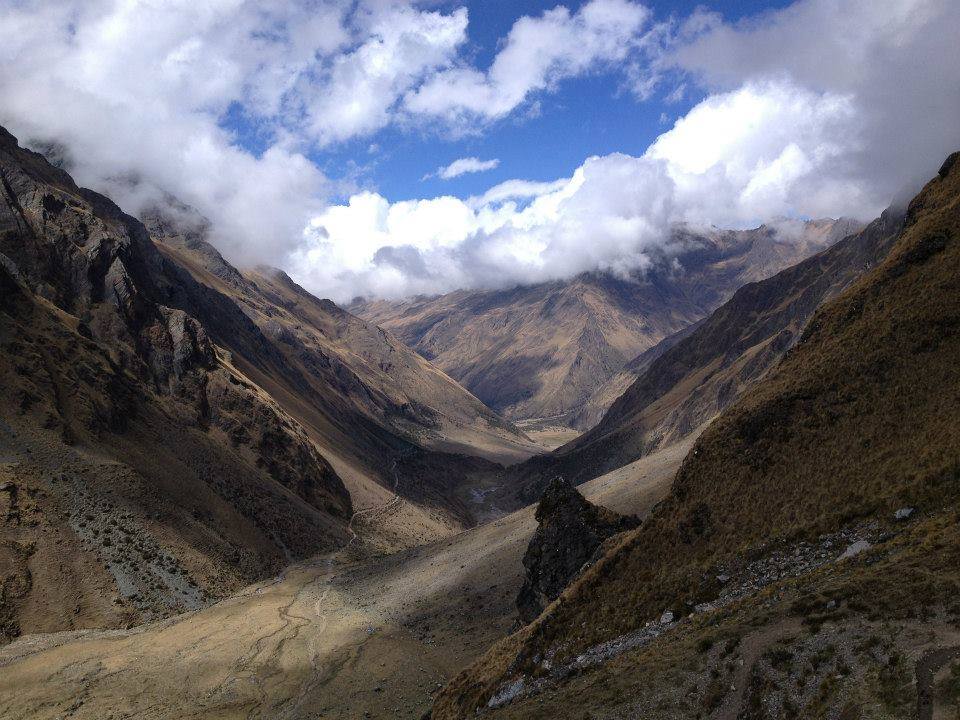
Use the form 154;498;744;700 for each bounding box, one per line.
0;124;540;645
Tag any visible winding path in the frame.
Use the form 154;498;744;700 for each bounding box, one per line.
916;645;960;720
0;441;690;720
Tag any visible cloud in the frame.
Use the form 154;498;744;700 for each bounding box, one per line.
434;157;500;180
295;4;468;146
404;0;651;125
1;0;957;305
290;0;960;301
292;78;865;300
663;0;960;201
0;0;468;266
0;0;652;272
469;178;570;207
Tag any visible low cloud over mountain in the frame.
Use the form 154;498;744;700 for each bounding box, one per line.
1;0;957;301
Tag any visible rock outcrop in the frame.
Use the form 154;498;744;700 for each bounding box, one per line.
517;477;639;624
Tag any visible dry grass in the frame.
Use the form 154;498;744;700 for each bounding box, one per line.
432;152;960;716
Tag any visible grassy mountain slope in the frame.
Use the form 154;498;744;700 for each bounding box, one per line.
505;205;901;504
432;151;960;718
592;208;902;448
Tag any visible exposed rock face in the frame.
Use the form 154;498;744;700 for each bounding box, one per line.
0;126;351;520
517;477;639;624
145;201;539;470
0;125;360;634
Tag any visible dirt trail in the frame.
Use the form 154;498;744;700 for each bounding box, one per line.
714;619;801;720
917;645;960;720
0;442;688;719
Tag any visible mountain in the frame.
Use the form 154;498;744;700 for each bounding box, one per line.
0;126;531;641
0;434;695;719
143;201;540;467
431;150;960;718
351;220;859;428
568;319;704;430
0;125;352;637
505;205;903;504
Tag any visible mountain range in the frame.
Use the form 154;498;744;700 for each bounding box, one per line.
0;125;533;639
432;148;960;720
351;217;859;428
500;199;906;505
1;118;958;720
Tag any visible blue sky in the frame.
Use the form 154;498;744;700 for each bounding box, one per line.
231;0;795;203
2;0;957;301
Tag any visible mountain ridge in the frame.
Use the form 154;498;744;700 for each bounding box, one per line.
351;218;860;427
0;124;536;641
500;204;904;505
431;148;960;719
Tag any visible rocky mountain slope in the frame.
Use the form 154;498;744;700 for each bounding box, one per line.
0;125;532;642
143;201;539;467
352;218;858;426
0;429;693;720
0;125;356;638
505;202;902;504
431;150;960;719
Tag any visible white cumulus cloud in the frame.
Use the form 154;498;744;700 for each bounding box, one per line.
0;0;957;304
663;0;960;202
405;0;651;126
434;157;500;180
292;79;865;300
290;0;960;301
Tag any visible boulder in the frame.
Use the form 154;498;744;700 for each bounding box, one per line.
517;477;639;624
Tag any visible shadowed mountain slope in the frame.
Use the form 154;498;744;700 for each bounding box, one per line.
504;204;903;504
432;151;960;718
352;219;859;426
0;125;532;642
0;125;354;638
144;202;540;468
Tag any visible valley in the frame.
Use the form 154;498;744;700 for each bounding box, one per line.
351;217;858;431
0;437;695;720
0;11;957;715
2;129;957;720
431;151;960;719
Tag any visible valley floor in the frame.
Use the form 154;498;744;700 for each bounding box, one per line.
513;417;582;452
0;438;695;719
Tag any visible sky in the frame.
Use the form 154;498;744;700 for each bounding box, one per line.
1;0;958;302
